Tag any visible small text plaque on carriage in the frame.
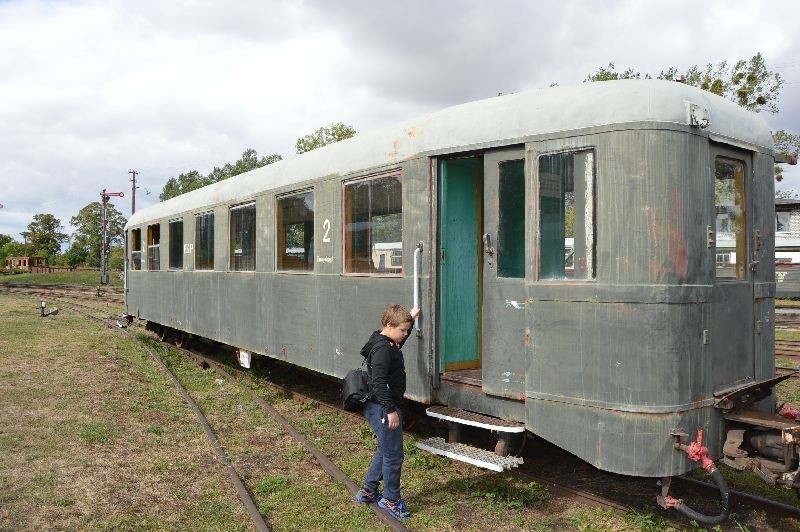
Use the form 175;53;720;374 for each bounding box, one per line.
317;256;333;264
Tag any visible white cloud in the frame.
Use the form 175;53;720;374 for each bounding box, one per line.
0;0;799;239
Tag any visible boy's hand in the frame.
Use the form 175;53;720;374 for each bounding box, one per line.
386;411;400;429
410;307;420;319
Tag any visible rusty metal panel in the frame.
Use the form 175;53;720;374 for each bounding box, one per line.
528;398;721;477
126;159;435;405
481;286;526;400
752;151;777;402
218;273;267;350
527;301;708;411
269;274;319;366
122;86;780;480
482;148;527;400
775;266;800;297
708;145;755;391
595;130;710;286
520;129;723;475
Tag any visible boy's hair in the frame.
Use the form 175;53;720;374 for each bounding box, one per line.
381;304;413;327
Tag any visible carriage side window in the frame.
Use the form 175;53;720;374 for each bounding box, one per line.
169;219;183;270
499;159;525;278
344;174;402;274
777;211;791;233
130;228;142;270
230;203;256;271
147;224;160;271
195;212;214;270
715;157;746;280
277;191;314;271
538;150;595;280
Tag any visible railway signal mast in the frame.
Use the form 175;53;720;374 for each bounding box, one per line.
129;169;139;214
100;189;124;285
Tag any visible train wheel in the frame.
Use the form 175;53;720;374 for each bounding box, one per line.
494;432;525;457
174;331;188;348
495;435;510;456
157;325;168;342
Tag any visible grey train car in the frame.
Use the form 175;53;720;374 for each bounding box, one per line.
125;80;795;521
777;265;800;298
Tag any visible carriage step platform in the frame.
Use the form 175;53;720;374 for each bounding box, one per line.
424;405;525;432
416;437;523;471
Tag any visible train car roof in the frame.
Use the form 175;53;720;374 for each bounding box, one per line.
127;79;774;229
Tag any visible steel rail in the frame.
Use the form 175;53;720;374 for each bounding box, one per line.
9;286;800;526
23;296;272;532
49;296;405;530
178;347;410;532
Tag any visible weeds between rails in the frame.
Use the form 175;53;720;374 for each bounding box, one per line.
10;286;800;530
24;290;631;529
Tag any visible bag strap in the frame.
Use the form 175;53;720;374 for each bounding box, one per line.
361;347;374;369
362;348;375;398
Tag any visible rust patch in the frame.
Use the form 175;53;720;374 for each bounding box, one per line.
645;192;688;281
668;190;688;280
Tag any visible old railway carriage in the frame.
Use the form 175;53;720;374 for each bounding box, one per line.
126;80;790;516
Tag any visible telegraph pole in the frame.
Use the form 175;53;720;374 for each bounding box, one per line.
128;169;139;214
100;188;124;285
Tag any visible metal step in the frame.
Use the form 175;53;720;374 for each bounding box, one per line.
416;437;524;472
425;405;525;432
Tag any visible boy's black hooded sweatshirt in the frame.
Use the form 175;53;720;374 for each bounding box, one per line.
360;331;407;414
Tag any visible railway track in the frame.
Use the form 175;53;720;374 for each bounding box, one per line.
777;311;800;327
1;282;124;304
776;339;800;359
9;288;407;531
7;284;800;529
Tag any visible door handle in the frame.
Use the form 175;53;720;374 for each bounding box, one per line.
483;233;495;256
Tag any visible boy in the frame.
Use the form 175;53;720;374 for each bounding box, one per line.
355;304;419;522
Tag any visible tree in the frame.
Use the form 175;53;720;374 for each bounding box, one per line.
584;54;795;183
0;234;22;265
585;53;783;114
60;243;88;268
662;54;782;113
108;245;125;270
773;131;800;182
775;189;798;200
160;149;282;201
584;63;647;82
225;148;282;178
159;170;210;201
70;201;127;267
25;214;68;262
295;122;357;154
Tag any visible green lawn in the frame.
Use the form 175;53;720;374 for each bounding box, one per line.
0;269;123;287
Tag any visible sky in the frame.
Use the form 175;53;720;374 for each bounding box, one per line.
1;0;799;242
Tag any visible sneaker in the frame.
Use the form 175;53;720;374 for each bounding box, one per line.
378;497;411;521
355;488;381;503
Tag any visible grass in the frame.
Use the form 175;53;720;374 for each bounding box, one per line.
7;288;799;530
0;293;250;529
777;330;800;341
0;269;123;287
777;298;800;308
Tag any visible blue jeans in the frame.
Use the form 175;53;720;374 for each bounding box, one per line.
362;400;404;501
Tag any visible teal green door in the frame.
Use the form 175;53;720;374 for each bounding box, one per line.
439;157;481;370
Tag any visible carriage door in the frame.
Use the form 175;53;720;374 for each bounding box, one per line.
481;148;527;398
710;145;755;391
438;148;527;399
